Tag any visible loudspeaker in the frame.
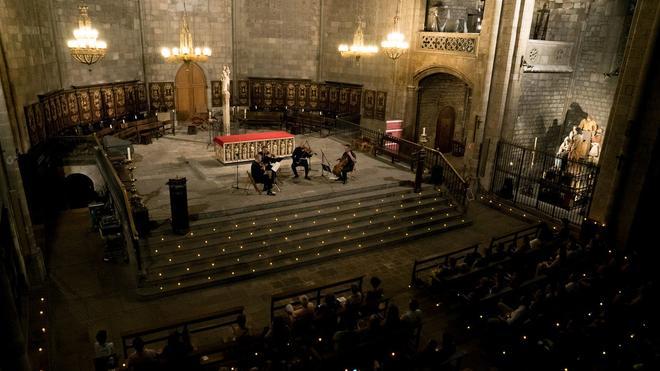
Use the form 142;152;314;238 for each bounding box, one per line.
167;177;189;234
431;165;444;185
498;178;514;199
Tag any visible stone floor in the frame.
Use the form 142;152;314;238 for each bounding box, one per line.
133;127;414;220
46;128;529;371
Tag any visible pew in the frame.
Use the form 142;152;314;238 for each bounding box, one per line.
240;111;284;130
120;306;244;359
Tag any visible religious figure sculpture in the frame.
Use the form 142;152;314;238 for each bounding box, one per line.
221;65;231;135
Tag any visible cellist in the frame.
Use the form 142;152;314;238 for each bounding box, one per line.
335;144;356;184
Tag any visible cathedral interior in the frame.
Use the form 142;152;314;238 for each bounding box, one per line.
0;0;658;370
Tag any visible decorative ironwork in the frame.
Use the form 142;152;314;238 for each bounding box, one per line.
418;32;478;57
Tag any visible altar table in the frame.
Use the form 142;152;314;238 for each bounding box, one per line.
213;131;295;164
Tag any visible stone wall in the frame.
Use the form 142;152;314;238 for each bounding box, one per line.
234;0;320;80
568;0;629;130
514;73;571;151
0;0;61;152
530;0;588;42
417;73;468;148
513;0;629;151
141;0;232;86
51;0;143;87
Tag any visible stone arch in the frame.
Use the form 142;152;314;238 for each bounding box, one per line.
413;65;475;89
63;173;96;209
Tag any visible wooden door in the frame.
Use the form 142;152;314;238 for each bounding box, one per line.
435;106;455;153
175;63;208;121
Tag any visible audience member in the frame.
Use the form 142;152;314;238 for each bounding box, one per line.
93;330;117;371
126;337;159;371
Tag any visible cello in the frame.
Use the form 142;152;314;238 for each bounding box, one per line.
332;157;348;177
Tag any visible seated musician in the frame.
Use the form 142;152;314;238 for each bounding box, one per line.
251;154;276;196
291;144;313;179
258;146;283;172
336;144;356;184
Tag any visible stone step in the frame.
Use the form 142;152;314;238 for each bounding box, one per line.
149;182;407;234
144;200;457;276
142;190;448;255
137;215;472;298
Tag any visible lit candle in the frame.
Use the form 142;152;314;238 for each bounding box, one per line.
127;147;132;161
422;127;426;135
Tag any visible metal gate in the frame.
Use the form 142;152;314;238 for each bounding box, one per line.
491;141;599;224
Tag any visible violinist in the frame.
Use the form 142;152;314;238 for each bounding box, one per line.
259;146;283;173
335;144;356;184
251;154;276;196
291;144;313;179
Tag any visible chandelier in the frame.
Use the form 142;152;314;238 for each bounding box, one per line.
66;1;107;66
381;0;409;61
161;4;211;63
338;16;379;61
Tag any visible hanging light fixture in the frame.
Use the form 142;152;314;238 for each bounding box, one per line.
338;1;378;61
381;0;409;61
161;2;211;63
66;1;107;66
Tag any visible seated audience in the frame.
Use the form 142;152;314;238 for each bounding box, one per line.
126;337;159;371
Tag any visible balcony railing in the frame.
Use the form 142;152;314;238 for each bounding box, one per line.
417;32;479;57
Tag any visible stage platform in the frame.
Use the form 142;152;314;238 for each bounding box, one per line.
132;126;415;220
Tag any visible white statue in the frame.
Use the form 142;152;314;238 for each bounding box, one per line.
221;65;231;134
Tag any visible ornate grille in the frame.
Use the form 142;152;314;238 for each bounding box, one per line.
418;32;479;57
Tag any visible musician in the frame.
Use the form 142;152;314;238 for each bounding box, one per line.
336;144;356;184
291;144;313;179
251;154;276;196
258;146;283;169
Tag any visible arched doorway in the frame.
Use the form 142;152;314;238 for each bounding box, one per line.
64;173;96;209
175;63;208;121
435;106;455;153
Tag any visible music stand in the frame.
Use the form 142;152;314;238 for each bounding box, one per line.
320;151;333;179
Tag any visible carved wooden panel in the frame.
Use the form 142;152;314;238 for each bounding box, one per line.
211;80;222;107
149;83;162;112
297;83;308;109
286;83;296;108
264;81;273;108
137;82;148;111
67;91;80;125
375;91;387;121
339;87;350;113
363;90;375;119
162;82;175;111
25;103;46;146
274;82;285;107
328;86;338;113
113;86;126;117
318;84;328;110
309;84;319;109
77;90;92;124
238;80;249;106
124;84;136;114
102;86;116;119
349;88;361;114
89;88;103;122
251;81;263;108
52;96;64;131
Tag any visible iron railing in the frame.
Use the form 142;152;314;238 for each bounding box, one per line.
491;140;599;224
93;135;142;270
291;116;469;208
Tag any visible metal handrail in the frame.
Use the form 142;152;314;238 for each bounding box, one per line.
92;134;142;270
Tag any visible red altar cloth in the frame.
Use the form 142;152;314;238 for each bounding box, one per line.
213;131;294;145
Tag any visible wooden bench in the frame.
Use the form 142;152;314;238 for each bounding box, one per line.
120;306;244;359
270;276;365;321
241;111;284;130
410;244;480;287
